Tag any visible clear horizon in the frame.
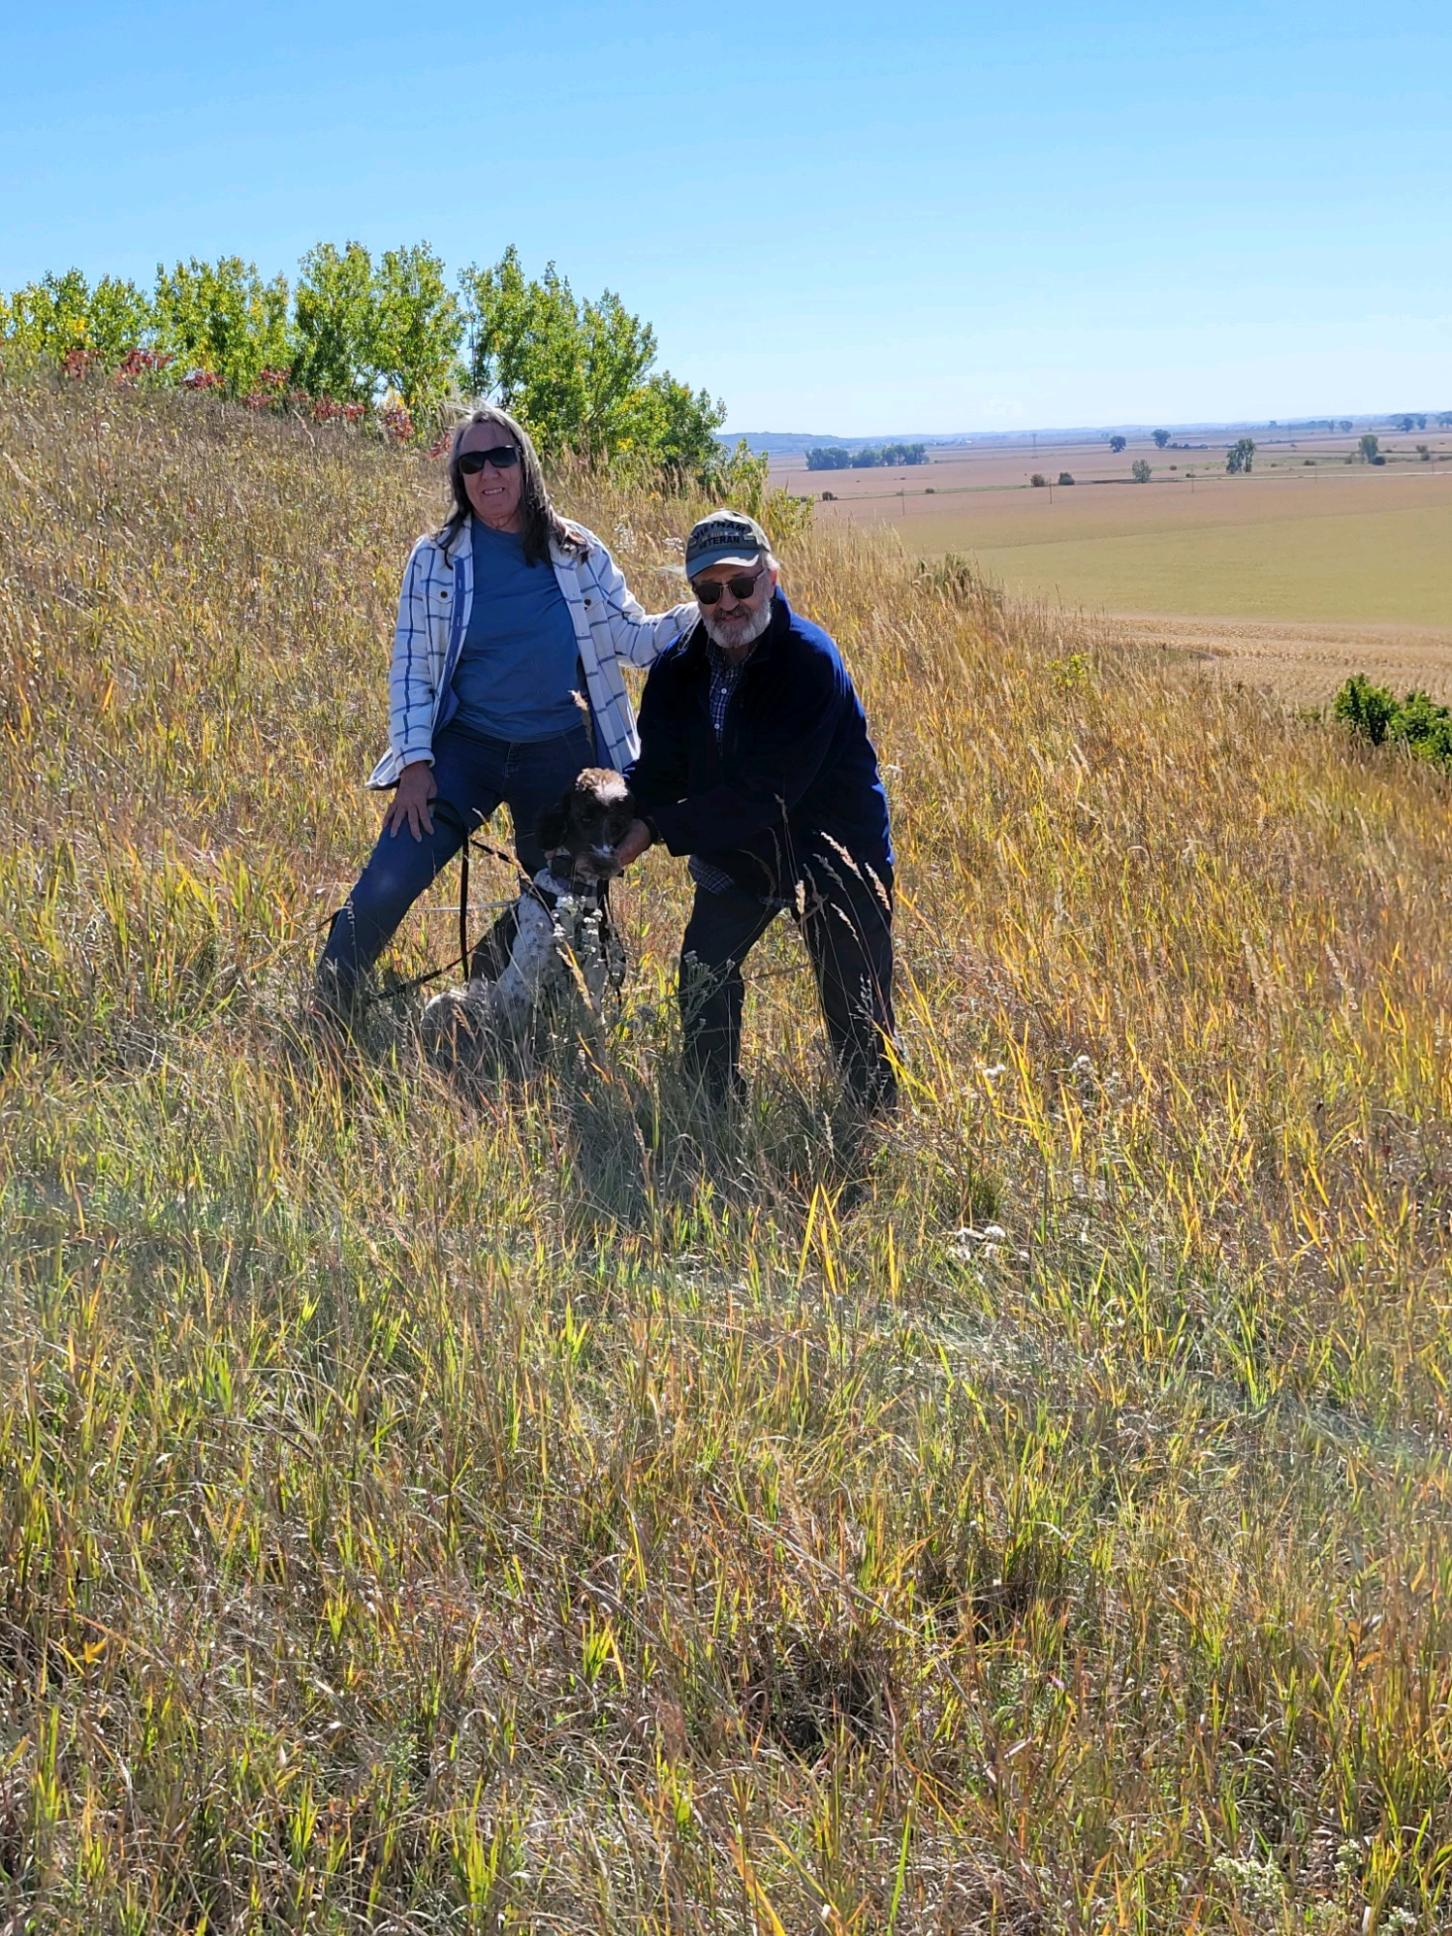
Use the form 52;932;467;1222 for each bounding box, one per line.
721;409;1437;442
3;1;1448;432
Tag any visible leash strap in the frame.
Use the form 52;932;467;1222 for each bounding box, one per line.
320;800;632;1010
321;800;535;1006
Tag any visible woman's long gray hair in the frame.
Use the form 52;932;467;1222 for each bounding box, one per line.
437;405;586;567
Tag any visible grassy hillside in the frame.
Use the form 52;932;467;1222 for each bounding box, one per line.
2;370;1451;1933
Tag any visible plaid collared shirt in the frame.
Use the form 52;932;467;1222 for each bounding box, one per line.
688;643;750;896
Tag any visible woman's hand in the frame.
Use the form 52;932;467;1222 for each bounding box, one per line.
613;818;654;870
384;760;437;840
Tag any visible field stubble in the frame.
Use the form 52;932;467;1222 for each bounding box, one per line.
2;373;1452;1930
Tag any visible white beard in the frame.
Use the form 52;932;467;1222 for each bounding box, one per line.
701;597;773;653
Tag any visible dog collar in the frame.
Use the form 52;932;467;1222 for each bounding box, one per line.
534;862;605;911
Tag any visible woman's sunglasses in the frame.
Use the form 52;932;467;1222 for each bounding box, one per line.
458;445;521;474
692;565;766;605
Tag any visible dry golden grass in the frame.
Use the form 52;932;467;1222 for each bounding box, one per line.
2;369;1452;1932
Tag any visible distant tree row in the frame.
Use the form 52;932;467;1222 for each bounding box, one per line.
805;443;930;470
1111;417;1452;449
0;243;725;469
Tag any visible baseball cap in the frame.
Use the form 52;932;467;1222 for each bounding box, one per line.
685;509;769;579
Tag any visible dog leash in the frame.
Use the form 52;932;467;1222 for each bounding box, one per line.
320;802;529;1006
322;802;627;1009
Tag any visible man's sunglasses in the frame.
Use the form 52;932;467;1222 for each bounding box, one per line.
458;444;521;474
692;564;766;605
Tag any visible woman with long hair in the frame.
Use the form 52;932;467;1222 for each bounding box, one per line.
318;405;693;1011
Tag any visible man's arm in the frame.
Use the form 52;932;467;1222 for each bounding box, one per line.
625;655;692;819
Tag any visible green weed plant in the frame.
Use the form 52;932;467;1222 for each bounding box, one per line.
1334;674;1452;770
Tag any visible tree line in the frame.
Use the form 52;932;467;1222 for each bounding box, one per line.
0;242;726;471
805;443;930;471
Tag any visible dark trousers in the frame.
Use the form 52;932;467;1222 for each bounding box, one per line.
320;719;592;997
679;859;896;1109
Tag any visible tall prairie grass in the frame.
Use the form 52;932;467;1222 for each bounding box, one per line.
2;368;1451;1932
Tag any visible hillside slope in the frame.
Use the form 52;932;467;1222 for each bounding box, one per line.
2;371;1451;1932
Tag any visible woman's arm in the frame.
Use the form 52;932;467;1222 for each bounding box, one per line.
582;541;696;669
386;536;442;768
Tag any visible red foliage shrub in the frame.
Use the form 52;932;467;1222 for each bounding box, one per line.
113;348;172;386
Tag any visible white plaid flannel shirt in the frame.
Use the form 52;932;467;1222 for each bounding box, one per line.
367;519;695;789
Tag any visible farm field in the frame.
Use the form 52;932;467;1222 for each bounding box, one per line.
774;432;1452;697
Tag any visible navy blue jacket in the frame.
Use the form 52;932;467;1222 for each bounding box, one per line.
627;591;893;899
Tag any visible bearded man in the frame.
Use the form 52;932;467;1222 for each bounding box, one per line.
615;510;897;1112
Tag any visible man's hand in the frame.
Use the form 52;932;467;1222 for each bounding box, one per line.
384;760;437;840
613;817;654;870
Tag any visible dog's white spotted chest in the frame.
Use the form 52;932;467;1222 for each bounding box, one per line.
425;866;613;1044
491;872;608;1022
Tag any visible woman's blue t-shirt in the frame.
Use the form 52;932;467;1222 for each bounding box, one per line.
450;517;583;740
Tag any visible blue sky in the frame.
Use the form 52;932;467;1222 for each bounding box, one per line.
2;0;1447;434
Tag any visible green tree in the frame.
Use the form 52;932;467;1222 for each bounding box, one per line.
1109;435;1127;453
619;372;725;476
291;241;378;402
1358;432;1380;464
1226;437;1256;474
4;269;94;358
371;243;462;411
1152;428;1170;448
578;288;657;460
152;257;292;394
458;248;586;454
3;270;155;367
1131;457;1152;482
87;277;154;363
457;247;722;472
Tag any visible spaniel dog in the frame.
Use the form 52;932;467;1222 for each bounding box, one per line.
421;767;635;1059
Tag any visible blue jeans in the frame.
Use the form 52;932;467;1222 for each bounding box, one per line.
319;720;593;995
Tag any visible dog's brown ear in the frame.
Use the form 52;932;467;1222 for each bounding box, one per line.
536;793;570;853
